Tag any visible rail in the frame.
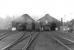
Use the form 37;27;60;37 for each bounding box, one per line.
3;32;34;50
49;32;72;50
1;32;25;50
22;32;40;50
0;32;9;40
52;36;72;50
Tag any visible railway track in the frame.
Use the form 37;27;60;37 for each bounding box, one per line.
22;31;72;50
24;31;73;50
22;32;40;50
2;32;40;50
51;35;72;50
0;31;21;41
0;31;26;50
1;31;74;50
0;32;11;41
51;31;74;50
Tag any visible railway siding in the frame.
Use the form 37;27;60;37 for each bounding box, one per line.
0;31;25;50
0;31;74;50
3;32;37;50
30;32;71;50
22;32;40;50
5;32;33;50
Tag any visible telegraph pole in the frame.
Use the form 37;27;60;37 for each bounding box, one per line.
61;18;63;26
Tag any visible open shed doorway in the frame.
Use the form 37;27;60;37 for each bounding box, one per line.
50;22;57;31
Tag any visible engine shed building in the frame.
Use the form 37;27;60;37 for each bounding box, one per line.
37;14;61;31
12;14;35;31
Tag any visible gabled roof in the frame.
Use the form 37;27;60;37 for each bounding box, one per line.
21;14;35;23
13;14;35;24
38;14;60;23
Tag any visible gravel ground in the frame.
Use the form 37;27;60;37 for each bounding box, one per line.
0;31;74;50
0;31;29;50
29;32;70;50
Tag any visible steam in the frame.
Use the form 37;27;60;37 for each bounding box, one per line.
0;16;13;30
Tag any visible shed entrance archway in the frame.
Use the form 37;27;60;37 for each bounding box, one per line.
50;22;57;31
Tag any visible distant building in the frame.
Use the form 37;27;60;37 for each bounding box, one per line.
37;14;61;31
12;14;35;31
37;14;61;26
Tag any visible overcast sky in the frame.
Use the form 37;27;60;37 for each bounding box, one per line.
0;0;74;22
